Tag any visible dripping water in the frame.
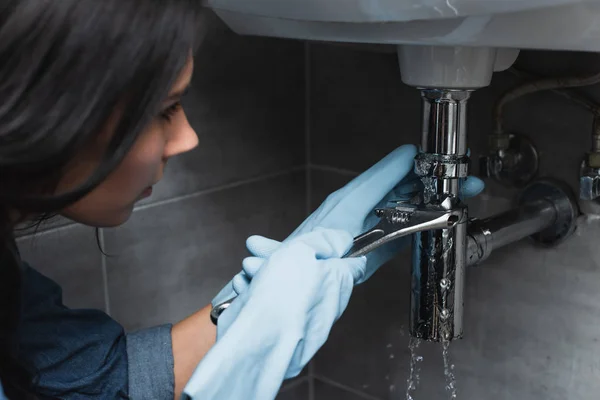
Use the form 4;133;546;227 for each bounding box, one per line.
442;340;457;399
420;176;437;204
406;337;423;400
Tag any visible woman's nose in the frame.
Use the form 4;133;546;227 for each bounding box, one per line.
164;112;199;158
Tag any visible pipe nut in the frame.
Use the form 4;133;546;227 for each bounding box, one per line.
580;175;600;201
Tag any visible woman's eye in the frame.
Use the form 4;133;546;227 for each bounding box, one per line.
160;101;182;122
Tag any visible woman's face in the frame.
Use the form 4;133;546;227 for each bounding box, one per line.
58;57;198;227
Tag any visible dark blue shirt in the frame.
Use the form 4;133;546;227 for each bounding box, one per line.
5;261;176;399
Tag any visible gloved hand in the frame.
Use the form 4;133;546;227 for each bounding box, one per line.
182;228;367;400
209;145;423;314
245;145;485;285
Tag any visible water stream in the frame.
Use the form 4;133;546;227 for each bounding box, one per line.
442;340;457;399
405;337;423;400
403;339;459;399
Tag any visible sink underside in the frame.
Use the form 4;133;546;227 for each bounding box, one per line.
205;0;600;52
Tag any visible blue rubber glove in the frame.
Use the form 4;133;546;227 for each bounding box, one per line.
244;145;485;285
210;145;425;313
210;270;252;309
182;228;367;400
289;145;420;242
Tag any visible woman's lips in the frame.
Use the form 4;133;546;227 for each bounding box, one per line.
140;186;153;198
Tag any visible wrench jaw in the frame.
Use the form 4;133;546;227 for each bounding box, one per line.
345;197;466;258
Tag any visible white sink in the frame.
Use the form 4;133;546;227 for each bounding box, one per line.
205;0;600;52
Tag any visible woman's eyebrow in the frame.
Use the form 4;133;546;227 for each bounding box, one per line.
164;85;190;102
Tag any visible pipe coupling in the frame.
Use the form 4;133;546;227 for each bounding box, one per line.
414;153;469;179
466;221;493;265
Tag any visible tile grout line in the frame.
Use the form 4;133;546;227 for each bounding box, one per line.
304;40;316;400
310;164;360;177
99;228;111;316
305;40;313;219
134;165;305;212
13;220;73;240
278;376;310;393
312;375;384;400
16;167;305;239
15;222;78;240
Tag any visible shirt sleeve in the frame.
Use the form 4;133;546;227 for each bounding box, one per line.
126;324;175;400
16;262;177;400
16;263;130;399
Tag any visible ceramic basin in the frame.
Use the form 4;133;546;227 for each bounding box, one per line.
204;0;600;52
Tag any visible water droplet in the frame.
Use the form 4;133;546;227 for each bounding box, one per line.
420;176;438;203
389;384;396;392
442;340;458;399
406;337;423;400
389;354;395;359
440;309;449;320
387;343;393;348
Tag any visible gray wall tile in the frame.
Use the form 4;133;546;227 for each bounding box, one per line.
309;43;422;172
314;379;373;400
277;381;310;400
16;224;105;311
141;13;305;205
104;172;305;331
